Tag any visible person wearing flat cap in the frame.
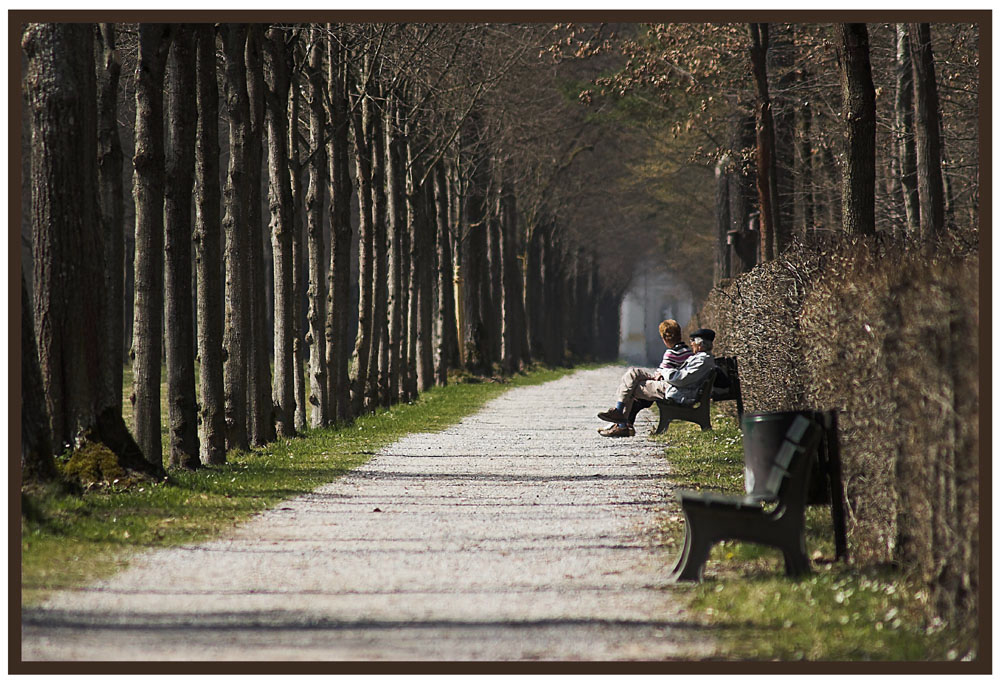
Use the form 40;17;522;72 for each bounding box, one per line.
597;328;717;438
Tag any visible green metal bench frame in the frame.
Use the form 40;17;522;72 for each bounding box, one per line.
669;413;823;581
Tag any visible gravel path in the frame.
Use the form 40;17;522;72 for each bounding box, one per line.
22;366;714;661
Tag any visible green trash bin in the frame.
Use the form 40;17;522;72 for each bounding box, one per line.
741;410;830;505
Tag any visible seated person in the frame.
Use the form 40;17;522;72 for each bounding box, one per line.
598;327;716;438
625;319;691;428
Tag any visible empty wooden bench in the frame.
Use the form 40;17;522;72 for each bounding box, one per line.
669;412;823;581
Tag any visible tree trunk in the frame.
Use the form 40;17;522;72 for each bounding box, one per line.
220;24;252;452
433;162;457;385
838;22;877;236
404;130;423;395
484;194;503;368
386;97;406;401
194;24;227;466
22;268;57;484
895;24;920;236
941;148;958;232
131;24;173;467
793;68;814;238
524;222;545;361
289;66;308;432
413;157;436;391
748;23;782;261
94;23;124;416
264;26;296;439
448;162;465;369
350;62;375;414
24;22;159;479
909;22;946;241
399;189;416;402
245;25;275;446
326;27;354;424
728;108;757;276
164;24;200;469
366;86;389;410
714;156;731;282
499;184;523;373
305;32;328;427
406;211;420;398
460;120;490;373
769;24;795;249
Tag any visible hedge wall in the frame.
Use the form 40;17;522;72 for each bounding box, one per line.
696;236;979;632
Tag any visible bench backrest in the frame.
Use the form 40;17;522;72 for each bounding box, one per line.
712;356;739;397
757;414;822;507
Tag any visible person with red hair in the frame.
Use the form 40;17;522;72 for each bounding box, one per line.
597;326;716;438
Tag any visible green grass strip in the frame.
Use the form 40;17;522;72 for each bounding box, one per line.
21;364;583;607
652;407;976;661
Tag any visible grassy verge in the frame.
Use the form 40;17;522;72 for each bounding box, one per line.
21;364;582;607
652;405;976;662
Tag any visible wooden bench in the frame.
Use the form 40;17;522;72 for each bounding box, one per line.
669;412;823;581
653;368;717;435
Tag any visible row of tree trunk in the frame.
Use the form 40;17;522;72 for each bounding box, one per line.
21;22;620;485
716;22;951;281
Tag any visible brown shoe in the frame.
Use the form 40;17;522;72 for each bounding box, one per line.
598;424;635;437
598;407;626;423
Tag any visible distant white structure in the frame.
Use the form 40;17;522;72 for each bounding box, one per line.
618;258;693;366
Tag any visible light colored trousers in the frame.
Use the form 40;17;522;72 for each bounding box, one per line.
615;367;670;419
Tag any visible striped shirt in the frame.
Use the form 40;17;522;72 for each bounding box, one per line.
658;342;692;375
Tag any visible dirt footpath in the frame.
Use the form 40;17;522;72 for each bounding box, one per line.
21;366;714;661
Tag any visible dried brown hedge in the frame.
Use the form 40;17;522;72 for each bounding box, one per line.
696;236;979;631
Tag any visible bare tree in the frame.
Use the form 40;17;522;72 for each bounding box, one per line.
131;23;173;466
895;24;920;236
416;168;437;391
164;24;200;468
433;161;457;384
264;25;297;439
499;183;523;374
458;114;491;373
94;23;124;416
220;24;252;452
386;95;407;401
793;67;814;239
326;25;354;424
909;22;946;241
194;23;227;465
246;25;275;446
289;61;308;432
838;23;876;236
23;22;159;479
350;53;375;415
305;30;329;427
748;23;782;260
366;79;389;410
